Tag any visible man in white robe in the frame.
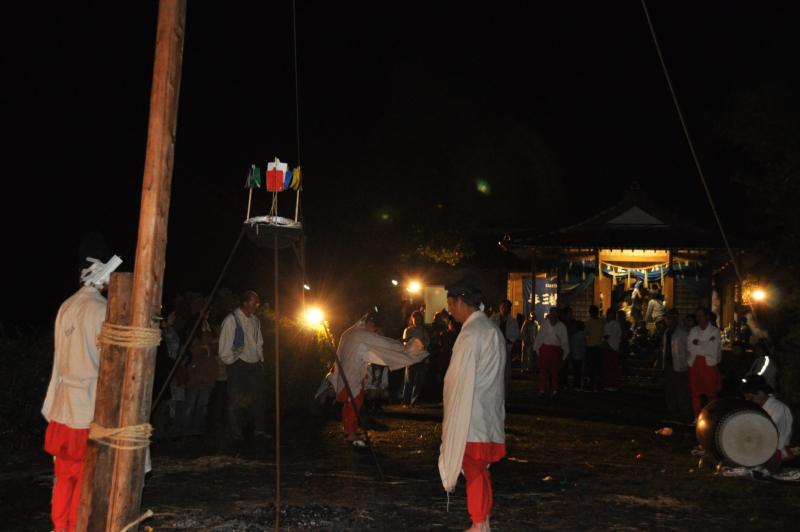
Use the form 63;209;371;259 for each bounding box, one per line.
331;311;428;445
42;255;122;532
439;283;506;532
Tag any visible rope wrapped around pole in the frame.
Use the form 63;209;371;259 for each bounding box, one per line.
89;422;153;450
98;323;162;349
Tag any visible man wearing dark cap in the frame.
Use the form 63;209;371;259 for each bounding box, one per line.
439;283;506;532
657;308;692;424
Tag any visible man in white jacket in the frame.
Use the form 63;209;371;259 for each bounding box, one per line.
42;254;122;532
439;283;506;532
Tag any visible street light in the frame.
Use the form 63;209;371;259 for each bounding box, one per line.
407;280;422;295
391;279;399;286
752;289;767;302
303;284;311;291
302;306;325;327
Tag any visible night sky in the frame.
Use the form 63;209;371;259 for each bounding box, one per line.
2;1;797;328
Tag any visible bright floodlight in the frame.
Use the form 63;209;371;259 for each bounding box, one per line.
303;306;324;326
407;280;422;294
752;289;767;302
391;279;399;286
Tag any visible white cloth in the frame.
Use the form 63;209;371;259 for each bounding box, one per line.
603;320;622;352
762;395;794;458
491;312;520;344
661;326;690;372
534;319;570;358
687;324;721;367
331;319;429;396
42;286;108;429
439;310;506;492
218;308;264;364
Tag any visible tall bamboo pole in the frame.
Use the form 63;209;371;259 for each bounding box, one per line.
106;1;186;530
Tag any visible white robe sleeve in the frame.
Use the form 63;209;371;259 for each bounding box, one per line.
360;333;429;370
438;332;477;493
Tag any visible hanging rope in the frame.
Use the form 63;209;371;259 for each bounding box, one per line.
292;0;302;165
89;422;152;450
639;0;744;290
97;323;162;349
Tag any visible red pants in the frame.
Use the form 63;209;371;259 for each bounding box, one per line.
336;388;364;434
689;356;720;417
603;349;621;389
538;344;563;393
462;442;506;525
44;421;89;532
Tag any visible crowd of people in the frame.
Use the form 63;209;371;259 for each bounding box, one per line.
41;253;794;532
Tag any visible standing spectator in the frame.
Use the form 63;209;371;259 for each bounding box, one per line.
644;292;665;332
182;333;219;436
218;291;268;442
206;312;228;436
163;310;185;437
733;314;753;348
434;314;459;395
402;310;431;406
519;311;539;374
492;299;520;397
602;309;622;392
656;309;692;424
560;307;578;390
533;308;570;397
585;305;605;392
630;281;645;325
687;307;722;419
570;321;587;391
42;254;122;532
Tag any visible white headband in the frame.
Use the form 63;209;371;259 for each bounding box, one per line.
80;255;123;287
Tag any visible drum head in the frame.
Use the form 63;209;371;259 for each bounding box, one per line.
718;410;778;467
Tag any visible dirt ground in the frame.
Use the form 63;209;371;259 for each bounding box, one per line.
3;375;799;531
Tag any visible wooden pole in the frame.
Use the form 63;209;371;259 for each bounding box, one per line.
75;273;133;531
106;1;187;530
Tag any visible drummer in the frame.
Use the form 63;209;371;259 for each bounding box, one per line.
741;375;795;464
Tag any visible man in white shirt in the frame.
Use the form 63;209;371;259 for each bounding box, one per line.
439;283;506;532
602;309;622;391
741;375;795;464
42;254;122;532
218;291;266;442
687;307;722;418
533;307;570;397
